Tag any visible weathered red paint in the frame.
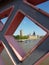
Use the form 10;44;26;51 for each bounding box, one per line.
0;21;4;31
5;10;49;61
0;6;14;32
0;0;49;63
0;41;4;54
25;0;47;5
0;6;14;19
5;11;25;35
5;35;26;61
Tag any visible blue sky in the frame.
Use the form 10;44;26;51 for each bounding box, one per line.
13;16;46;36
1;16;46;36
1;1;49;36
1;17;8;24
37;1;49;13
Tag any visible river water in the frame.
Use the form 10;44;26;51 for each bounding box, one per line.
17;38;41;53
1;38;41;65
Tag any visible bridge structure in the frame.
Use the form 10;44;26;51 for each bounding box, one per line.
0;0;49;65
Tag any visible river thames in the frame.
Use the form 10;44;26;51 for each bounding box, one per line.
1;38;44;65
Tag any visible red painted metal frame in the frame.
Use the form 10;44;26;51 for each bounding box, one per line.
34;52;49;65
5;35;26;61
0;21;4;31
0;6;14;31
23;0;49;17
0;6;14;19
24;0;47;5
0;0;49;62
0;18;4;54
5;10;49;61
0;6;14;63
0;41;4;54
5;11;25;35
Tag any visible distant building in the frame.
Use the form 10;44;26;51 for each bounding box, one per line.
28;32;38;39
28;35;37;40
19;30;40;39
20;30;23;36
33;32;36;36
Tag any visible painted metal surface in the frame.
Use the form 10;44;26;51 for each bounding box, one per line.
0;0;49;65
34;52;49;65
0;55;5;65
